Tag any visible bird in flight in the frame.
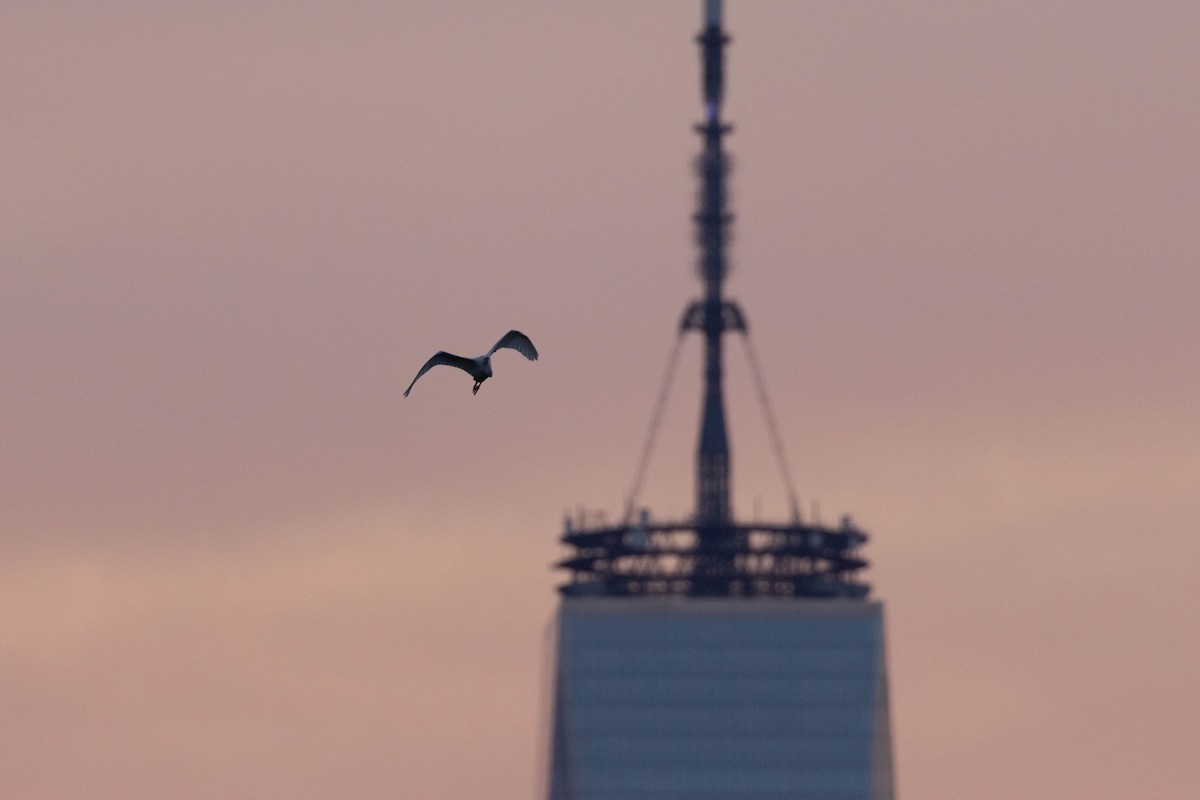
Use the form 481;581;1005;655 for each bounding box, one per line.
404;329;539;397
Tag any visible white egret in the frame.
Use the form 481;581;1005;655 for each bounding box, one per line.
403;329;539;397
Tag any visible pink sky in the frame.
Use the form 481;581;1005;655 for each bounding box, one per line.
3;2;1198;798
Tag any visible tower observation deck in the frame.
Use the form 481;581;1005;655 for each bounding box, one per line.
556;1;871;599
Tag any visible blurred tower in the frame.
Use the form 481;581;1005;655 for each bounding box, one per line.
545;3;894;799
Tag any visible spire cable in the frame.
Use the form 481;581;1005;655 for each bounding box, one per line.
622;332;687;524
739;332;803;522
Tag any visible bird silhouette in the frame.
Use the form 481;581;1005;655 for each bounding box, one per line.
404;329;539;397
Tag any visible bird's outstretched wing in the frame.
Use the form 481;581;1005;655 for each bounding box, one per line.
487;329;539;361
403;351;475;397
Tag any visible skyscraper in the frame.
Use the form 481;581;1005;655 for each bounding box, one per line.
544;3;895;798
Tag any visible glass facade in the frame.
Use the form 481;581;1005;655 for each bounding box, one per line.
547;598;893;800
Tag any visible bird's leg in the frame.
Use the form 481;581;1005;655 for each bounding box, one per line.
472;382;481;395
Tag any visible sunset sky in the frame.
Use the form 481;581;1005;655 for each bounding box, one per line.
3;2;1198;798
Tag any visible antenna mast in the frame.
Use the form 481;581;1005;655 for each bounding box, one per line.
556;0;871;599
683;0;744;530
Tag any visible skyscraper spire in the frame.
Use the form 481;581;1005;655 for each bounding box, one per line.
556;0;870;599
683;0;742;528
